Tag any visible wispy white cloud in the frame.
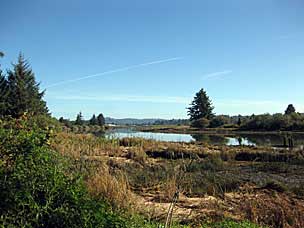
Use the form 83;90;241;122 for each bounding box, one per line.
202;70;232;80
48;94;191;104
276;32;304;40
45;57;183;88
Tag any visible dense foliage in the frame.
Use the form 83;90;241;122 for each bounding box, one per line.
240;112;304;131
0;118;131;227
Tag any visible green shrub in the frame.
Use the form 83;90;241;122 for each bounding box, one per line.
209;116;230;128
0;122;127;227
191;118;210;129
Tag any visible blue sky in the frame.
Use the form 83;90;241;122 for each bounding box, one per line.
1;0;304;119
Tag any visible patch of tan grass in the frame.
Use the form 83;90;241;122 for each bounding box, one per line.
126;147;147;164
86;163;135;210
52;132;122;158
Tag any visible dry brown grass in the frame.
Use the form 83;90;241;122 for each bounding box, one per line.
162;176;178;202
86;163;135;210
126;146;147;164
239;188;304;228
52;132;122;159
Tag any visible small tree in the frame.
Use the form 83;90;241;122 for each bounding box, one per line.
188;88;214;121
97;113;105;126
285;104;296;115
89;114;98;125
75;112;84;125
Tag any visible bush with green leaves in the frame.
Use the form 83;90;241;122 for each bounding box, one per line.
209;115;230;128
0;120;130;227
191;118;210;129
241;113;304;131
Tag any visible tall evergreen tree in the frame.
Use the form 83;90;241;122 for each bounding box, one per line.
6;54;48;118
97;113;105;126
0;71;8;116
0;53;8;116
89;114;98;125
75;112;84;125
187;88;214;121
285;104;296;115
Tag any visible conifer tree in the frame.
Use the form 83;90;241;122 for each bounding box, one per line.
187;88;214;121
97;113;105;126
0;53;8;116
285;104;296;115
89;114;98;125
6;53;48;118
75;112;84;125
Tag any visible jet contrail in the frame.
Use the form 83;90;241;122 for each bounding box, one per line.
45;57;183;88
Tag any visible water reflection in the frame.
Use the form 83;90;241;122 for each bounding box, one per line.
105;129;194;142
103;128;304;147
191;134;229;145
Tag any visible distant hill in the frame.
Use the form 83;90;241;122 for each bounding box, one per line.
105;117;191;126
105;117;162;125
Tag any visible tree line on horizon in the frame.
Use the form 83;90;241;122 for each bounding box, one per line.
59;112;105;128
187;88;304;131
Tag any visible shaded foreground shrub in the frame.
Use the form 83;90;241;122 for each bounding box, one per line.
0;121;132;227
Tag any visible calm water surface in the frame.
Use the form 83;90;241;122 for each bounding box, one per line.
104;128;304;147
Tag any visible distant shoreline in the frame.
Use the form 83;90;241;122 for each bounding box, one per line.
134;125;304;135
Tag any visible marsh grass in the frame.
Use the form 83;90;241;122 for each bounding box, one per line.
50;132;304;227
86;163;135;211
